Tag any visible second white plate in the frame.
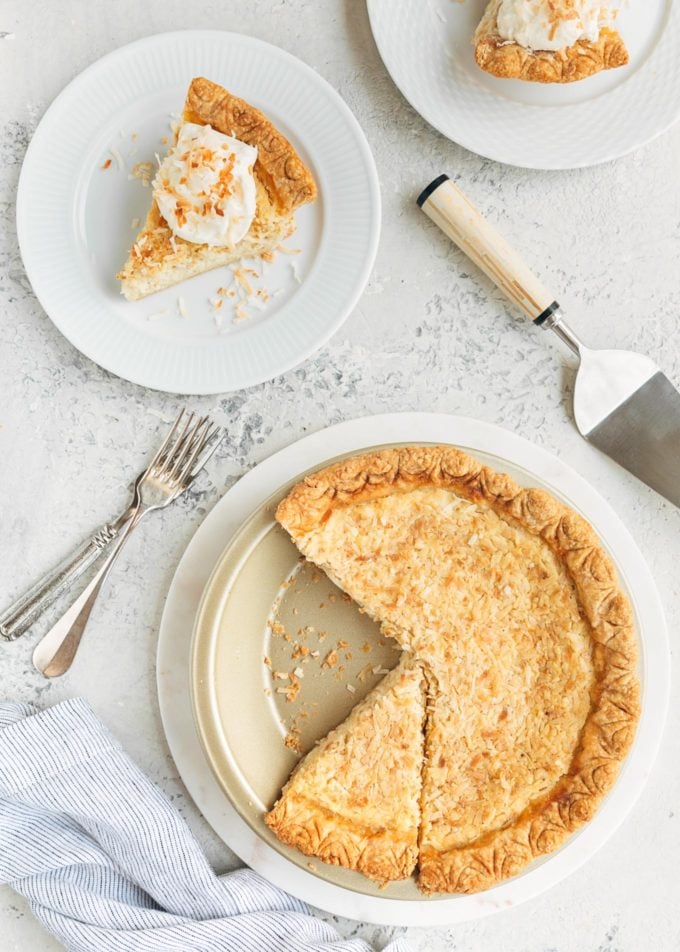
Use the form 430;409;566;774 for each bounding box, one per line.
17;31;380;394
368;0;679;169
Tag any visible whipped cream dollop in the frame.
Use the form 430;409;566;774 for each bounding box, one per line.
496;1;617;52
153;123;258;247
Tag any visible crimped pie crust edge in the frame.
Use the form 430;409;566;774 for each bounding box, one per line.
474;27;629;84
275;445;641;894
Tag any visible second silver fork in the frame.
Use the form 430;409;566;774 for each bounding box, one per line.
32;409;223;678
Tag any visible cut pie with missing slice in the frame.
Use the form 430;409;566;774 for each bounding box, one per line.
273;446;640;893
117;77;317;300
265;657;427;884
474;0;629;84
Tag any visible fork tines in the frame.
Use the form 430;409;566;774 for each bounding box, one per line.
149;408;223;487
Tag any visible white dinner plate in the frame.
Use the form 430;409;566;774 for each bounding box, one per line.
367;0;680;169
16;31;380;394
156;413;669;926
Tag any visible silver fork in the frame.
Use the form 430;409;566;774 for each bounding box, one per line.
32;409;223;678
0;412;219;641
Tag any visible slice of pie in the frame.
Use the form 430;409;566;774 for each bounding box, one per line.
265;657;427;884
117;77;317;300
474;1;629;84
274;446;640;893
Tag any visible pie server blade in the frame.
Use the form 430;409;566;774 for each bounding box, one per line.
418;175;680;508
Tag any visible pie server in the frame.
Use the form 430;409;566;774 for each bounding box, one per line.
418;174;680;508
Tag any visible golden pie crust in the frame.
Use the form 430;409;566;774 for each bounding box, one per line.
473;1;629;84
265;657;427;883
272;446;640;894
117;78;317;300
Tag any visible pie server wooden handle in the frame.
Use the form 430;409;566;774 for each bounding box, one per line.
418;175;560;325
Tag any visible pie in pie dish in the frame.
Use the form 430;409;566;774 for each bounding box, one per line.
266;446;640;893
117;77;317;300
474;1;629;84
266;657;427;882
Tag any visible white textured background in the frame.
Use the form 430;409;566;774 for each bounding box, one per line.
1;1;679;950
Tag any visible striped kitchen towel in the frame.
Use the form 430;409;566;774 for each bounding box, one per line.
0;699;412;952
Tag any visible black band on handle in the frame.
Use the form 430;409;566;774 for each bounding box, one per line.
417;174;450;208
534;301;561;326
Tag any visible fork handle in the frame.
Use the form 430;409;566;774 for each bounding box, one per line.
32;512;143;678
0;518;131;641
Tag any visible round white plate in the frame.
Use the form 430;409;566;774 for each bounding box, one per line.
16;31;380;394
367;0;679;169
156;413;669;926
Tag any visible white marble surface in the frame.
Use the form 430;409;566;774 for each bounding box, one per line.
1;2;679;950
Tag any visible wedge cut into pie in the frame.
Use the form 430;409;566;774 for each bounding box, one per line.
118;77;317;300
265;657;428;884
272;446;640;893
474;1;629;84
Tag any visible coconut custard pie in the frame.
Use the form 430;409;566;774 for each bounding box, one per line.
266;446;640;894
118;77;317;300
474;1;629;83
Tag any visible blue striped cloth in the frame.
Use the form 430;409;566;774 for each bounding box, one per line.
0;699;412;952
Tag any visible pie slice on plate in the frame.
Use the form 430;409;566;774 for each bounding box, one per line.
274;446;640;893
265;657;427;884
117;77;317;300
473;0;629;84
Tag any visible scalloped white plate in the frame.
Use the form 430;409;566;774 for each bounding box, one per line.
156;413;669;926
367;0;679;169
16;31;380;394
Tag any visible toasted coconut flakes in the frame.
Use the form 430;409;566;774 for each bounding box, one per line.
346;683;356;694
276;687;289;695
271;621;285;636
284;733;302;753
234;301;250;322
328;593;337;603
109;146;125;171
371;665;383;675
361;642;372;653
217;286;230;297
277;245;302;255
101;158;112;170
293;666;304;678
337;640;350;649
263;655;272;668
310;650;320;658
357;664;373;682
261;250;275;263
345;651;353;661
233;268;255;296
321;649;339;669
273;671;288;680
177;296;188;318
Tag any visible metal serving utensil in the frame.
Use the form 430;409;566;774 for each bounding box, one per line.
32;409;223;678
419;175;680;507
